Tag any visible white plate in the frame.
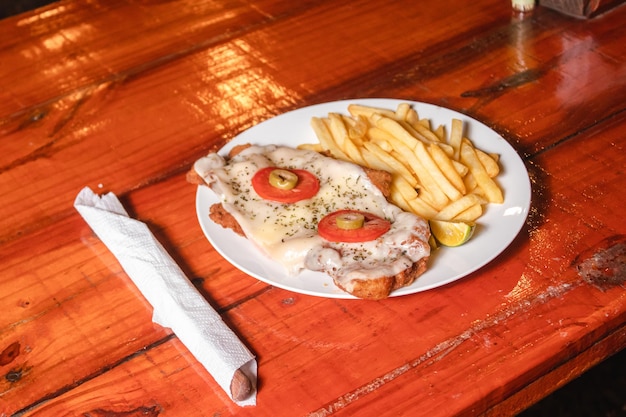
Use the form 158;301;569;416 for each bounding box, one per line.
195;99;531;298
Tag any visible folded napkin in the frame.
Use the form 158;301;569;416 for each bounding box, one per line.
74;187;257;406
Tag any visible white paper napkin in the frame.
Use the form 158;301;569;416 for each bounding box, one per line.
74;186;257;406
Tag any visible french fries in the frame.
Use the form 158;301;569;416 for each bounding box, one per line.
300;102;504;223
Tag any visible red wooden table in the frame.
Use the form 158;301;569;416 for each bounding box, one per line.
1;1;624;416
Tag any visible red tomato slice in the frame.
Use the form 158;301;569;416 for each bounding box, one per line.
318;210;391;243
252;167;320;203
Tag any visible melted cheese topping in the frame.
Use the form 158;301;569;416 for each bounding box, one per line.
195;145;430;286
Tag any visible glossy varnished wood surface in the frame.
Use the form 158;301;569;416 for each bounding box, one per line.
1;1;625;416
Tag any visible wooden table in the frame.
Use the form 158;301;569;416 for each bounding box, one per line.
1;1;625;416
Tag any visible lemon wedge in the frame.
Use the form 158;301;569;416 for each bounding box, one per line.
429;220;475;247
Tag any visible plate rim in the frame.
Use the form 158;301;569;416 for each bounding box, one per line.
195;98;532;299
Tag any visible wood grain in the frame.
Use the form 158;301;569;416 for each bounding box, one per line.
1;0;625;416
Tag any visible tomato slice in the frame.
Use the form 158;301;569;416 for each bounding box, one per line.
252;167;320;203
318;210;391;243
